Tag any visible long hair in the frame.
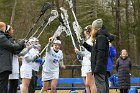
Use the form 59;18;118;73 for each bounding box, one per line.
91;27;101;42
6;26;14;36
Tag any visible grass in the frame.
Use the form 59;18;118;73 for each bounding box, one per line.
35;89;140;93
35;90;121;93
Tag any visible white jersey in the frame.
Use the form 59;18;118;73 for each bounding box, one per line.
20;48;39;71
32;62;40;72
81;38;93;77
9;55;19;79
82;38;93;66
11;55;19;73
43;47;63;73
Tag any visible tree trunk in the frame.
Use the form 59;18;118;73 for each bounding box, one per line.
137;0;140;65
115;0;121;57
111;0;116;18
93;0;98;18
125;0;129;50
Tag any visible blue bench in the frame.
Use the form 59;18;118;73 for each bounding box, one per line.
37;76;140;93
57;78;85;90
37;77;85;91
129;77;140;93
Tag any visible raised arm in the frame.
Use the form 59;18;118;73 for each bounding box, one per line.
0;34;25;53
46;37;54;52
94;35;109;73
46;42;52;52
83;42;92;52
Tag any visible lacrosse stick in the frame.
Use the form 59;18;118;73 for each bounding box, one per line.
24;2;52;39
29;13;55;39
40;25;65;55
36;10;58;39
60;7;77;48
66;0;83;43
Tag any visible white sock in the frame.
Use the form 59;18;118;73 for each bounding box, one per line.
40;89;44;93
20;84;22;90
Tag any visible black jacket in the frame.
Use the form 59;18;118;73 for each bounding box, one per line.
116;56;131;89
100;27;114;42
0;31;25;73
83;29;109;75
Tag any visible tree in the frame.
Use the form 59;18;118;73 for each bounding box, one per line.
115;0;121;57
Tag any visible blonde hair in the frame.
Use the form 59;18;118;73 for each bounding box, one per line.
91;27;101;42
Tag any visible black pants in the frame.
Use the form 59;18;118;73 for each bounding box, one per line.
105;71;111;93
120;89;128;93
0;71;11;93
28;70;38;93
8;79;18;93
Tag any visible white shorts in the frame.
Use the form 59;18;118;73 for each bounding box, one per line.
9;73;19;79
20;67;32;79
81;65;92;77
42;71;59;81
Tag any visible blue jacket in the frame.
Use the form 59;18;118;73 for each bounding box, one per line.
107;46;116;73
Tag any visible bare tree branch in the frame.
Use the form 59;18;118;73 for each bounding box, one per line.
10;0;17;25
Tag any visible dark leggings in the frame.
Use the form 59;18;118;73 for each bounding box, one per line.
0;71;11;93
105;71;111;93
28;71;38;93
8;79;18;93
120;89;128;93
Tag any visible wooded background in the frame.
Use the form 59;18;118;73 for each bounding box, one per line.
0;0;140;77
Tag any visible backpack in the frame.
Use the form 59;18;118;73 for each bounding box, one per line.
109;74;118;87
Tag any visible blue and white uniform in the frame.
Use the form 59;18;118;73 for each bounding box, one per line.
32;61;40;72
78;38;93;77
20;48;39;79
42;43;63;81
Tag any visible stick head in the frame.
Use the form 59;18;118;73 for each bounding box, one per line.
60;7;68;18
28;37;39;44
73;21;82;39
53;25;64;38
40;2;52;16
47;10;58;24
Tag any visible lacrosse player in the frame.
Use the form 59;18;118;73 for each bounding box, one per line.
40;37;65;93
28;39;42;93
20;37;41;93
75;25;97;93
